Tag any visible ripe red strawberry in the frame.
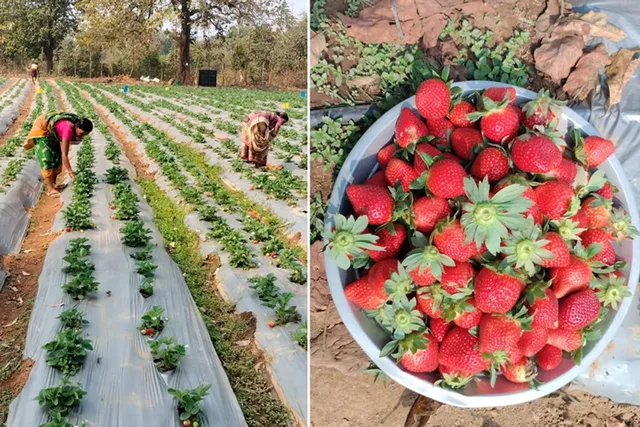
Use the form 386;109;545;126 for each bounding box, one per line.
368;224;407;262
511;134;562;173
595;182;614;200
427;118;454;139
417;285;445;317
480;106;520;143
579;196;611;229
575;135;614;168
521;90;565;130
399;334;440;373
483;87;516;105
511;105;525;125
518;328;549;357
377;144;396;169
534;181;576;220
470;147;509;183
501;357;538;384
526;288;559;329
412;195;451;233
558;288;600;330
346;185;394;225
146;328;154;335
448;100;476;128
410;267;437;287
364;170;387;187
478;314;526;353
440;262;474;294
415;78;450;121
433;219;479;262
451;128;483;160
570;210;589;232
437;364;475;389
452;298;483;329
550;255;593;298
344;274;383;309
396;108;430;148
545;157;578;183
65;227;71;232
547;328;582;351
439;327;490;374
474;267;523;314
426;158;466;198
413;142;443;173
541;232;570;268
536;344;562;371
429;317;452;342
385;158;419;191
110;204;116;210
495;177;543;224
581;229;615;265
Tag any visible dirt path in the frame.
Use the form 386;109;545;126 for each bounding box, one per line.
0;83;36;146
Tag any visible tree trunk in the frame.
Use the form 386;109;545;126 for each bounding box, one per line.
244;27;252;86
44;44;54;73
176;0;192;85
89;52;92;79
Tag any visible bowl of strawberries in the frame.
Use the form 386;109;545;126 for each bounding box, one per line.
323;76;640;407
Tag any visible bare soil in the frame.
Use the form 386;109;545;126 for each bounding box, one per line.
0;83;36;146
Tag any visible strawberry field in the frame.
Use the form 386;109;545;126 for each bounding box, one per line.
0;78;308;427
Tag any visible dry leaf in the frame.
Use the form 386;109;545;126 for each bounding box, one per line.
563;44;611;100
10;286;18;292
21;271;30;276
3;318;18;328
606;49;640;107
310;31;327;68
23;249;33;254
534;33;585;83
17;297;23;306
579;11;626;42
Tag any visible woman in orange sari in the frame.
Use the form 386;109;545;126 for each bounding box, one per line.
240;111;288;167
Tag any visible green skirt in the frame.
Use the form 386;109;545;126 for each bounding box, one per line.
34;137;62;178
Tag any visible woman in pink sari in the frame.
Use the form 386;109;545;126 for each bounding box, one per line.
240;111;288;167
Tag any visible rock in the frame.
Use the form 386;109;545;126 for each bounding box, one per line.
606;48;640;108
310;31;327;69
534;32;585;83
563;44;611;100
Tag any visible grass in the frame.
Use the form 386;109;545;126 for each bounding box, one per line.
136;178;291;426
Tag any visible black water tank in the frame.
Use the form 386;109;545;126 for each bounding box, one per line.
198;69;217;87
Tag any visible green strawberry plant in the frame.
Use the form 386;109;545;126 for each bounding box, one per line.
136;260;158;277
131;245;154;261
62;198;95;230
39;409;88;427
36;377;87;417
105;166;129;184
67;238;90;257
291;322;308;350
148;336;186;372
139;306;167;336
249;274;280;303
57;308;88;329
62;255;95;276
62;271;99;300
272;293;301;325
120;220;152;247
43;328;93;375
105;140;121;164
139;278;154;298
167;384;211;424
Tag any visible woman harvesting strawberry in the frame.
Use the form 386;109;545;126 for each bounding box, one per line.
325;75;637;390
239;110;288;167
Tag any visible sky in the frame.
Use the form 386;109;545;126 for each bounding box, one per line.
287;0;308;16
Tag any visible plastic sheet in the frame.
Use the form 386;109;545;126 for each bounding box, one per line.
0;80;31;135
6;91;246;426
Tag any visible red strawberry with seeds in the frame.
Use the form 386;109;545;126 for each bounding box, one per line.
534;181;576;220
415;78;450;121
547;328;582;351
501;357;538;384
579;196;612;229
146;328;154;335
521;89;565;130
451;128;483;160
477;314;527;353
575;133;614;168
511;133;562;173
396;108;430;148
409;266;437;287
399;334;440;373
558;288;600;330
427;117;454;139
346;185;394;225
480;105;520;143
545;157;578;183
541;232;570;268
581;229;615;265
385;158;419;191
429;317;452;342
550;255;593;298
518;328;549;357
433;219;479;262
595;182;614;200
439;327;490;374
412;196;451;234
344;274;381;309
413;142;443;173
471;147;509;183
526;288;558;329
448;100;476;128
474;267;523;314
452;298;483;329
536;344;562;371
417;285;445;317
377;144;396;169
426;158;467;198
440;262;474;294
483;87;516;105
364;170;387;187
368;224;407;262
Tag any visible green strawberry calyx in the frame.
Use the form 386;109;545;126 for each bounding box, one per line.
595;273;631;310
434;371;475;390
402;231;455;281
551;218;586;242
499;216;553;277
461;177;533;255
609;207;639;243
323;214;382;270
572;128;590;167
379;330;429;361
481;350;510;388
524;280;553;306
384;264;416;301
440;289;476;323
522;89;566;120
576;169;606;198
381;296;425;341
